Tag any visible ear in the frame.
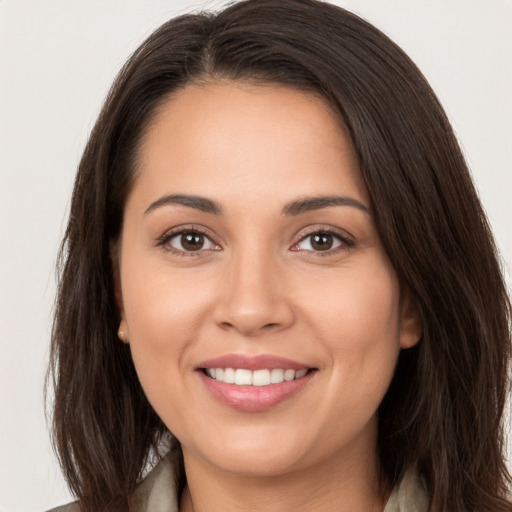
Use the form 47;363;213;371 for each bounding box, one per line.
399;287;422;349
111;240;129;342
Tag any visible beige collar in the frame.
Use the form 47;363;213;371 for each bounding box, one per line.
133;451;428;512
383;468;429;512
48;453;428;512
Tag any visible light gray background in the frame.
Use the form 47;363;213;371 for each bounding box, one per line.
1;1;511;511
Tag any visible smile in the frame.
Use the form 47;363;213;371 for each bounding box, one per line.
197;354;316;411
204;367;308;386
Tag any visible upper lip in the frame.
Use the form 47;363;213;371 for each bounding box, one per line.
197;354;311;371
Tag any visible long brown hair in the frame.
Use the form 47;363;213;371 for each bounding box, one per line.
48;1;512;510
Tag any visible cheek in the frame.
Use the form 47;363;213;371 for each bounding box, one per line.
295;264;402;453
303;260;401;348
301;260;402;397
121;271;214;432
120;256;213;392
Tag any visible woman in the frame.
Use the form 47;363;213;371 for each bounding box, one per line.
47;0;512;510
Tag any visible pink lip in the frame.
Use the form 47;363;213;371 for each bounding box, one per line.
196;354;316;412
197;354;309;371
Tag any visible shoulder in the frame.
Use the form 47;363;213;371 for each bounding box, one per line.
130;448;180;511
44;447;181;512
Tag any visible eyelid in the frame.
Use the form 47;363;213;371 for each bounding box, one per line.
156;224;222;254
155;223;354;256
290;226;355;253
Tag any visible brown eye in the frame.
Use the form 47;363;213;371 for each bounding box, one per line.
181;232;205;251
167;230;218;252
294;231;345;252
310;233;334;251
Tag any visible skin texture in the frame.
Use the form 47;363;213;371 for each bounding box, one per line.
115;82;422;512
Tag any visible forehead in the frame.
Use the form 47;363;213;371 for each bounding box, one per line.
130;81;369;210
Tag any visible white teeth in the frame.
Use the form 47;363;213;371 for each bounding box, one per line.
270;368;284;383
252;369;271;386
284;369;295;381
206;367;309;386
295;369;307;379
224;367;235;384
235;369;252;385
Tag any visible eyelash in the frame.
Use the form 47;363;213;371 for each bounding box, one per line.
156;225;219;257
292;228;355;256
156;226;354;257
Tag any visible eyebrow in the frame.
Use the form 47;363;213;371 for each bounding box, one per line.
144;194;223;215
282;196;370;216
144;193;369;217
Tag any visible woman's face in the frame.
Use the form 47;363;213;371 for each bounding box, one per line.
116;82;420;478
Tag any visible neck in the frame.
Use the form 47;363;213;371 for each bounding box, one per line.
179;439;388;512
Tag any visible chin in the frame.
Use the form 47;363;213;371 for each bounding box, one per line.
181;425;312;477
206;447;307;477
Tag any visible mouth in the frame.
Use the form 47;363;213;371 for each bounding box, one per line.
201;367;312;386
196;354;317;411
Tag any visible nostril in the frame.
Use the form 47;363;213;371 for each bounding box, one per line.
213;298;295;336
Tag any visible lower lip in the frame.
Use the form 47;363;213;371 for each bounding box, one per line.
198;371;315;412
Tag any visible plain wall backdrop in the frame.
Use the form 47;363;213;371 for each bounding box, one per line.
1;1;511;510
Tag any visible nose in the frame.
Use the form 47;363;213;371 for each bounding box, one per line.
212;247;295;337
